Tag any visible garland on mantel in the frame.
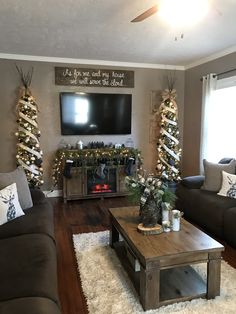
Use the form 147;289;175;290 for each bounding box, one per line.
52;147;143;186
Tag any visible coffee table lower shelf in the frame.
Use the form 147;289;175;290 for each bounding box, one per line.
113;241;207;308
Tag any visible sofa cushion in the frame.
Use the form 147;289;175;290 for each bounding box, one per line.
0;297;61;314
0;183;25;225
201;159;236;192
0;200;54;240
218;171;236;198
0;167;33;209
0;234;59;304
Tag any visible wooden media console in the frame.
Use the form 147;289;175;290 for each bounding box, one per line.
57;147;141;202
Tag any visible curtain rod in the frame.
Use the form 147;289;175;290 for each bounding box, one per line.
217;68;236;76
200;68;236;81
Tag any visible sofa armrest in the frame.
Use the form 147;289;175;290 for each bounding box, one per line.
30;188;46;205
181;175;205;189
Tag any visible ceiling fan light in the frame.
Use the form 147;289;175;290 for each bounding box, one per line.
158;0;210;27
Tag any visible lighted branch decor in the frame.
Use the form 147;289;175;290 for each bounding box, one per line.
156;75;181;182
52;148;142;187
15;65;44;187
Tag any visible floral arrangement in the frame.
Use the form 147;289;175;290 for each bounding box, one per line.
125;173;176;207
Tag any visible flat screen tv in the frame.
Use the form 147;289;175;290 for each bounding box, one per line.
60;92;132;135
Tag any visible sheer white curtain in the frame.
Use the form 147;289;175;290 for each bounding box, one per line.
199;73;217;173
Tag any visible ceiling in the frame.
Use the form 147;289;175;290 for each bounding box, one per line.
0;0;236;69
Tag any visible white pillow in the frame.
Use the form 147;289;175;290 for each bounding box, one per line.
0;183;25;225
218;171;236;198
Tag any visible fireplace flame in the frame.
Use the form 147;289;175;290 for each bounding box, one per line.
92;184;112;193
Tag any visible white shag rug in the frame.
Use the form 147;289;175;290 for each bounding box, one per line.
73;231;236;314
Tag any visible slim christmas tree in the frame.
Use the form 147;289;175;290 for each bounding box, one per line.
15;66;44;187
156;83;181;182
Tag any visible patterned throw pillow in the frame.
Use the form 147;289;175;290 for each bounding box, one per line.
0;167;33;210
218;171;236;198
0;183;25;225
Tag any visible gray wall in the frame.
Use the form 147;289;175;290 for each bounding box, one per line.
183;52;236;176
0;59;184;190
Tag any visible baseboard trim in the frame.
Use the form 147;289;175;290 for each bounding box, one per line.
43;189;62;198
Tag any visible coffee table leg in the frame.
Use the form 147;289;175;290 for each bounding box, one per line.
140;262;160;310
109;223;119;248
207;252;221;299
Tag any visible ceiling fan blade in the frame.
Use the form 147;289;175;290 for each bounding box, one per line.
131;5;158;22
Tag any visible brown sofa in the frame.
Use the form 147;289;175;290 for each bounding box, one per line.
0;189;61;314
176;175;236;248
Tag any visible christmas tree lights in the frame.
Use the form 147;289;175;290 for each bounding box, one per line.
15;66;43;187
52;147;142;187
156;88;181;181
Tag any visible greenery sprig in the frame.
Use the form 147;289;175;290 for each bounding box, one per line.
125;172;176;207
52;147;142;186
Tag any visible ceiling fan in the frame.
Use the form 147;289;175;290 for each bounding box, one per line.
131;0;210;24
131;5;158;23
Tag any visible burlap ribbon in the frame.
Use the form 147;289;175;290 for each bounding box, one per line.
160;88;178;117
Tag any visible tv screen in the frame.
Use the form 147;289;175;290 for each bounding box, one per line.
60;92;132;135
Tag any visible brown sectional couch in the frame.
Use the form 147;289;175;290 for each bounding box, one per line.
0;189;61;314
176;175;236;248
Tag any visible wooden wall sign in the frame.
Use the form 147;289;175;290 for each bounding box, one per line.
55;67;134;88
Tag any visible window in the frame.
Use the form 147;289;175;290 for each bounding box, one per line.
205;76;236;162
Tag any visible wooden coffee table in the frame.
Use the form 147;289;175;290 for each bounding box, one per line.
109;206;224;311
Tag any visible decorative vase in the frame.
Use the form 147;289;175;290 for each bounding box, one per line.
139;202;145;222
140;194;162;227
77;140;83;149
162;220;171;232
171;209;181;231
161;202;171;222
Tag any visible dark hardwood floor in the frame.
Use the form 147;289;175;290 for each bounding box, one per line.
51;196;236;314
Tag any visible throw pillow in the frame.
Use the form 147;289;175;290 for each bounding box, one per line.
218;171;236;198
201;159;236;192
0;183;25;225
0;167;33;209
